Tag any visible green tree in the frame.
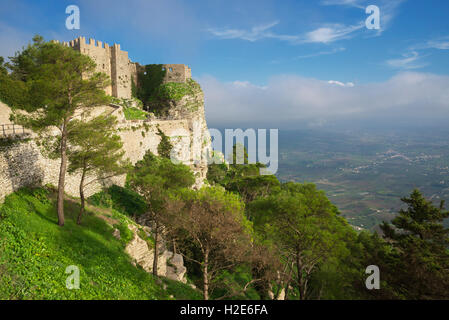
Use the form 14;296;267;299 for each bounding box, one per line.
380;189;449;299
156;126;173;159
227;174;281;203
248;182;349;300
67;115;128;225
229;143;249;166
166;187;254;300
206;162;228;185
347;231;398;300
128;151;194;276
8;35;110;226
0;57;7;75
209;144;281;203
0;57;29;108
306;227;363;300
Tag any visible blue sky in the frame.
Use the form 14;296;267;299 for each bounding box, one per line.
1;0;449;129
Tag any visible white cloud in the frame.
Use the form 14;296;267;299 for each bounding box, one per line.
295;47;346;59
200;72;449;129
207;21;283;42
328;80;355;87
386;51;427;70
231;81;268;90
393;36;449;69
320;0;365;9
207;21;305;44
380;0;407;32
208;0;407;45
427;39;449;50
413;37;449;51
208;21;363;44
303;23;364;43
321;0;407;34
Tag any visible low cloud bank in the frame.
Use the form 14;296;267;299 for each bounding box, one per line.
200;72;449;129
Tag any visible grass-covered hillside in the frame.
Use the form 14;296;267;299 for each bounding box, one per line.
0;187;201;300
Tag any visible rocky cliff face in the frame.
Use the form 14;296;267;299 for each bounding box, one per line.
156;81;212;188
112;81;211;188
125;224;187;283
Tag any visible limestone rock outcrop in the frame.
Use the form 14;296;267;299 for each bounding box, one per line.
125;224;187;283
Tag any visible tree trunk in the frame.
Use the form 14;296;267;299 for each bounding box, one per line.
77;167;86;225
203;248;209;300
303;278;309;300
284;282;290;300
299;279;306;300
296;250;307;300
57;121;68;227
152;220;159;277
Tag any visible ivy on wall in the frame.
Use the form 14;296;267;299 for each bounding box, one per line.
147;79;201;115
133;64;203;115
149;79;200;102
136;64;166;107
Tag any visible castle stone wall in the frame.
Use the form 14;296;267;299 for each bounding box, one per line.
55;38;193;98
55;37;138;99
110;44;134;99
162;64;192;83
77;37;113;96
0;139;111;203
0;38;211;203
0;102;211;203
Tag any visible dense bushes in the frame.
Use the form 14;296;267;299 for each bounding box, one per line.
0;72;29;110
149;79;201;103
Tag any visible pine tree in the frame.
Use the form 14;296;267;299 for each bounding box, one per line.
156;126;173;159
128;151;194;276
8;35;110;226
67;115;127;224
381;189;449;299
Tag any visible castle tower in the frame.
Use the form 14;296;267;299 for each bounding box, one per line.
64;38;191;99
161;64;192;83
67;37;136;99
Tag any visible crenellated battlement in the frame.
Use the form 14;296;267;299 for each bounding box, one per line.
51;37;192;99
53;37;124;52
52;37;136;98
60;37;110;49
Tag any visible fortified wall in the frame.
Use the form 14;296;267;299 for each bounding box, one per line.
161;64;192;83
0;38;211;202
54;37;138;98
54;37;193;98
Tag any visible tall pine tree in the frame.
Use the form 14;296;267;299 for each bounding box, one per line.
8;36;110;226
381;189;449;299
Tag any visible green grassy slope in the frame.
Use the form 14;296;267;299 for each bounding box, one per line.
0;187;200;300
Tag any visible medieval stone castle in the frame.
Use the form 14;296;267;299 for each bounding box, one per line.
0;37;211;282
53;37;192;99
1;37;211;203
